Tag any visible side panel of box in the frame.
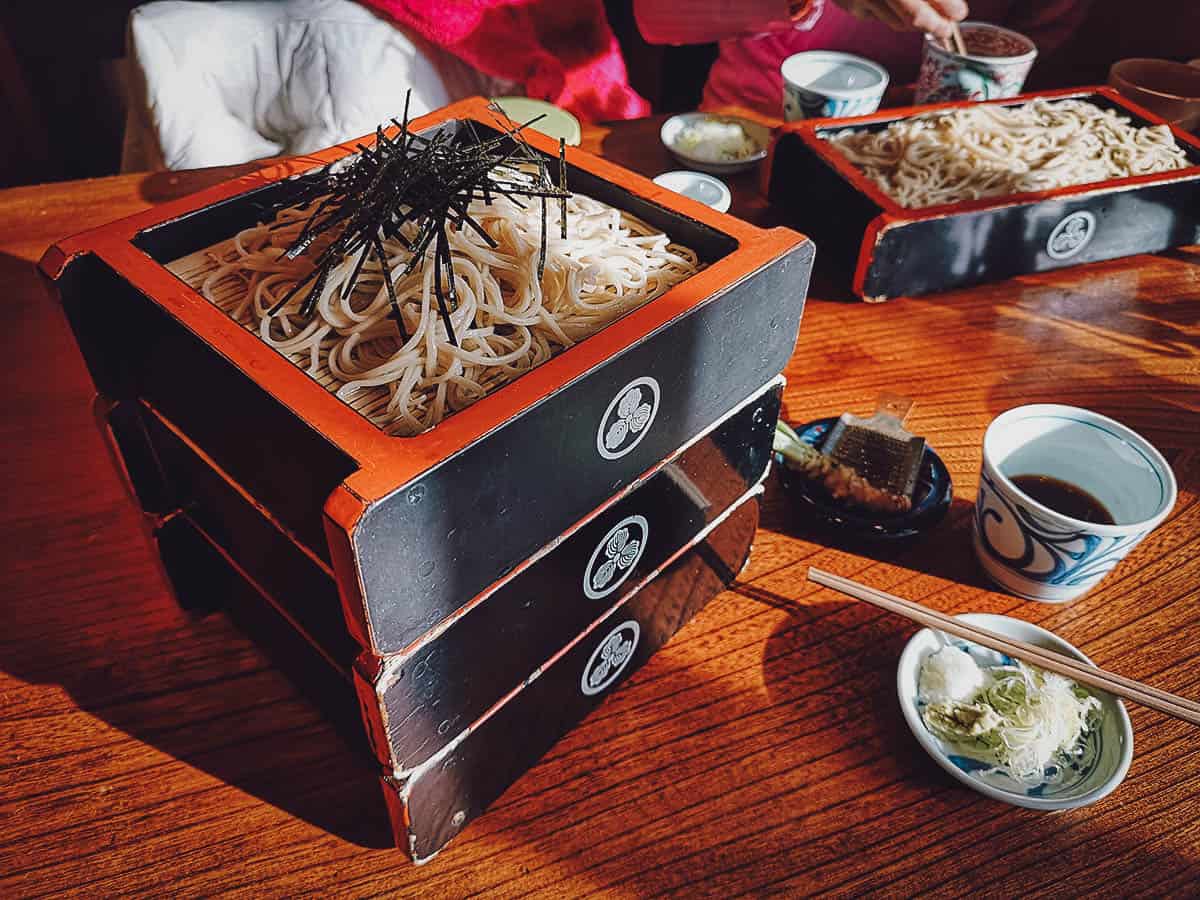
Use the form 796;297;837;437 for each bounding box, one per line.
133;402;361;669
366;383;779;772
863;180;1200;299
53;254;357;562
388;496;758;862
765;133;880;285
355;243;811;654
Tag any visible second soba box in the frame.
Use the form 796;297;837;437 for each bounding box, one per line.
766;87;1200;300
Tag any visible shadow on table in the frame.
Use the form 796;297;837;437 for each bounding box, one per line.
0;248;392;858
0;553;393;852
742;581;913;749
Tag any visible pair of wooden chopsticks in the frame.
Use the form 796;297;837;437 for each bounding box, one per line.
944;23;968;56
808;567;1200;726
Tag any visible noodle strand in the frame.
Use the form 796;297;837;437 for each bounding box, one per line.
826;99;1189;209
201;192;700;436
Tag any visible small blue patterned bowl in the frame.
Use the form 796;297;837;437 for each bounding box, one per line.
897;613;1133;811
773;416;952;541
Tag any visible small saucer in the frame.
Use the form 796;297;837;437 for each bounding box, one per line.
659;112;770;175
652;170;732;213
489;96;582;145
773;416;952;540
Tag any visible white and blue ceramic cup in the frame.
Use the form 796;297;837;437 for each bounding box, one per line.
973;404;1176;603
781;51;889;121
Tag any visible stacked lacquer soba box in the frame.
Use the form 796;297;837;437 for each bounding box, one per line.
40;97;813;861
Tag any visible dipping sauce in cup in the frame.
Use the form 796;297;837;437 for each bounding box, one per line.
916;22;1037;104
973;404;1176;603
782;51;889;121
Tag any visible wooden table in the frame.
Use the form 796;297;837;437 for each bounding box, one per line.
2;118;1198;897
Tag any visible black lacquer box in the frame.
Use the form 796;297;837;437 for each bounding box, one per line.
43;96;812;658
50;96;812;861
765;87;1200;301
103;397;762;861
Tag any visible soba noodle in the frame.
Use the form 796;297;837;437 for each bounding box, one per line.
201;192;700;435
825;98;1189;209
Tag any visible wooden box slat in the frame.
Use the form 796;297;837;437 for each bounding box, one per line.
98;379;780;774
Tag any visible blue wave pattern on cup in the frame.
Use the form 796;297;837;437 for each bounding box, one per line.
783;87;881;121
972;404;1175;603
974;469;1147;588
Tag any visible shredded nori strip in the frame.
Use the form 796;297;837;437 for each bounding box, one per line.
559;138;568;240
266;92;570;345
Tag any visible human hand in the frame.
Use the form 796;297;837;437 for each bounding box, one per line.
833;0;967;42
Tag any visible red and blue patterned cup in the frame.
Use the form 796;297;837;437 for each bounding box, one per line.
915;22;1037;105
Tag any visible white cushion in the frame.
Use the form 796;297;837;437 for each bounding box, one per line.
126;0;502;170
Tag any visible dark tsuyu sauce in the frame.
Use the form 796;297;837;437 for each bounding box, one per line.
1010;474;1115;525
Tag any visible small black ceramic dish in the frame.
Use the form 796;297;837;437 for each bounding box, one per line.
774;417;952;540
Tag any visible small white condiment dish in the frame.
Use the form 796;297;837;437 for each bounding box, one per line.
897;613;1133;811
659;113;770;175
652;170;732;213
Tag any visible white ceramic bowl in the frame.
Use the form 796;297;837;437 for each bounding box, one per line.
897;613;1133;811
659;113;770;175
781;50;889;121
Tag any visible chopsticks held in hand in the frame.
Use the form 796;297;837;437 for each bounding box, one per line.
949;22;967;56
940;22;967;55
808;567;1200;727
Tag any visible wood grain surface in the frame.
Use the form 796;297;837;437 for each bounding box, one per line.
1;118;1198;897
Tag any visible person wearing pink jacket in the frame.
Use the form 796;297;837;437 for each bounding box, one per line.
634;0;1092;116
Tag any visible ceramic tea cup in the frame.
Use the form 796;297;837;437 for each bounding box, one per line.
972;404;1176;603
781;51;889;121
915;22;1036;104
